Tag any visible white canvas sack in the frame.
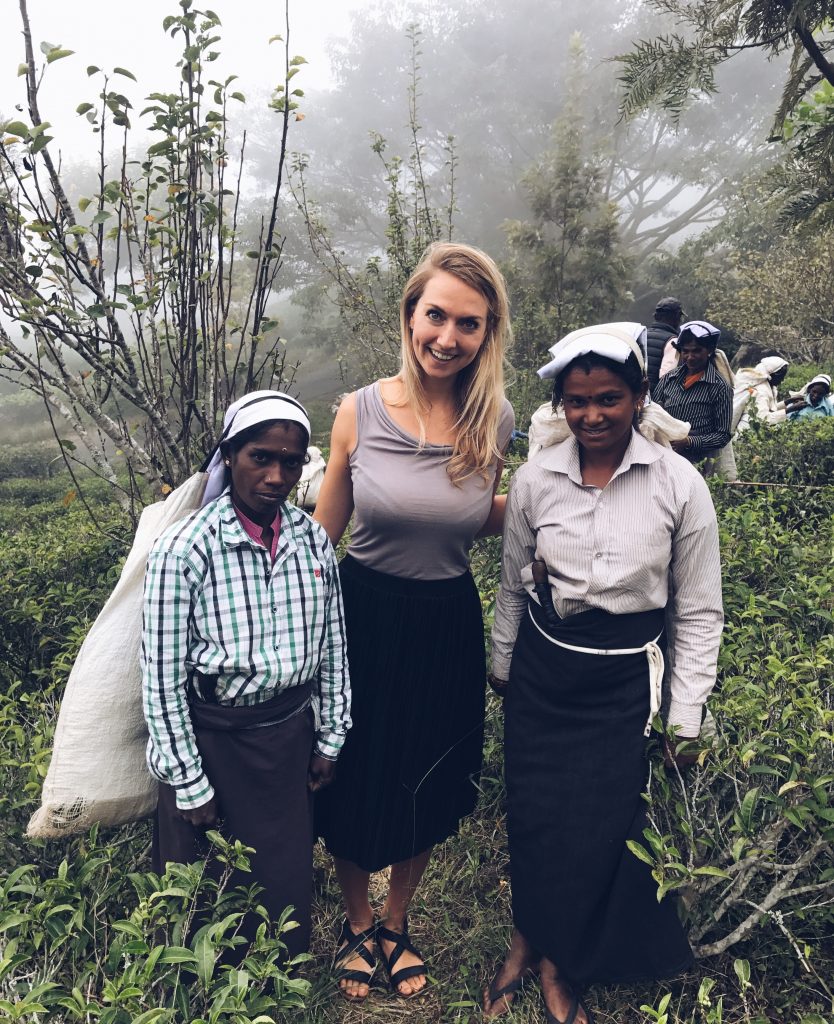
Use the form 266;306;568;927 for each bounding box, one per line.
27;472;208;838
527;401;690;460
295;445;326;510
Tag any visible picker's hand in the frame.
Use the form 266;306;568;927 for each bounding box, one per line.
308;753;336;792
663;735;700;769
487;674;509;698
179;795;221;827
670;437;691;453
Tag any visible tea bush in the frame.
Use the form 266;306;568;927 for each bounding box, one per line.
0;411;831;1022
0;442;63;483
0;503;130;690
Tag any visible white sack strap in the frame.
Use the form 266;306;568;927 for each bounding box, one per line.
528;605;664;737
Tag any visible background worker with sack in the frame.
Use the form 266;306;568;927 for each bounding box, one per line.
141;391;351;960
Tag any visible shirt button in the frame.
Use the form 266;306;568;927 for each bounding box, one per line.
595;552;603;558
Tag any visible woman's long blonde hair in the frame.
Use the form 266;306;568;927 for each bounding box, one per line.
398;242;512;485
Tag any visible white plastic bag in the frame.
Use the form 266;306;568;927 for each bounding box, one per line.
27;472;208;838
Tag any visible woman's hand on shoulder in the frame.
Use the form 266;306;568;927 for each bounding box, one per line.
313;393;358;545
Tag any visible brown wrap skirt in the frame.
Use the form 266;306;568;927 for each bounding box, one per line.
152;682;314;961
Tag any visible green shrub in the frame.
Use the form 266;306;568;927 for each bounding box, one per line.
631;480;834;1021
0;827;310;1022
0;441;64;482
733;416;834;485
0;502;130;690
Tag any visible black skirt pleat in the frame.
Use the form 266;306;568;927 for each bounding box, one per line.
505;601;693;985
316;555;486;872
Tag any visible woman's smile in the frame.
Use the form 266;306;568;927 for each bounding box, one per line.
427;347;456;363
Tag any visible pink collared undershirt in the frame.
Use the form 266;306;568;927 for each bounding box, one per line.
233;501;281;563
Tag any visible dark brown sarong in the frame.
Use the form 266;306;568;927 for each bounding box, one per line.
152;683;314;961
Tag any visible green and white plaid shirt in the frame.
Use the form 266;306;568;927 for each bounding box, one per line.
142;492;351;809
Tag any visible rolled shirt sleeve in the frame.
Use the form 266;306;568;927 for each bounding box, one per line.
313;539;351;759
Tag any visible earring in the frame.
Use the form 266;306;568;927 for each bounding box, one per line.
224;459;230;467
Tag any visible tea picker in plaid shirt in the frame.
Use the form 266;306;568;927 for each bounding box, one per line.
141;390;351;961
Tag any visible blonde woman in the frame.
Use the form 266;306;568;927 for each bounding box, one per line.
315;243;514;1000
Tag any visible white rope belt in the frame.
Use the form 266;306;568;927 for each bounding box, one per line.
528;605;664;737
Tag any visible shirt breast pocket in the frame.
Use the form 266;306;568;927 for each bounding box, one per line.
303;558;328;631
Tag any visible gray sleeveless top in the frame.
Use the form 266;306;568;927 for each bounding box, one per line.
347;382;514;580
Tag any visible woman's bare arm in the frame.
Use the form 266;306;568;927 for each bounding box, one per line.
313;392;358;546
475;457;507;538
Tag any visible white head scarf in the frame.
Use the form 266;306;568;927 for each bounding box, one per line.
537;322;647;380
675;319;720;347
755;356;789;380
791;372;833;400
202;390;311;507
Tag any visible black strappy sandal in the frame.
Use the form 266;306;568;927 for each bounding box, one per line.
545;992;596;1024
376;918;428;998
333;919;378;1002
484;966;538;1015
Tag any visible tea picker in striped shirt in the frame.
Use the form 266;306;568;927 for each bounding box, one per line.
484;324;723;1024
141;390;351;962
651;320;732;463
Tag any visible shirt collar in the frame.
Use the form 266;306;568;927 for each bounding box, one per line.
534;428;661;484
672;359;721;384
216;491;311;551
233;500;281;560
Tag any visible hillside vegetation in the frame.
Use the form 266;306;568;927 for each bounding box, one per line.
0;411;832;1024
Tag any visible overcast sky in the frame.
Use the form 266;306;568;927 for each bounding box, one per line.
1;0;375;157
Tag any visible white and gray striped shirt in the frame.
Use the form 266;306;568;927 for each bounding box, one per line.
491;430;723;735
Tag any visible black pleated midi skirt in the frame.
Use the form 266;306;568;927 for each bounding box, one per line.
316;554;486;872
505;600;693;985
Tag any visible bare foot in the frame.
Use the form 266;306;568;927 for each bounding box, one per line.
377;917;426;997
482;928;539;1018
540;957;591;1024
335;918;376;1001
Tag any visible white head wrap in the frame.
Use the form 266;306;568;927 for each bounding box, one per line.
537;322;647;380
675;319;720;347
202;390;311;507
808;373;831;392
755;356;789;380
